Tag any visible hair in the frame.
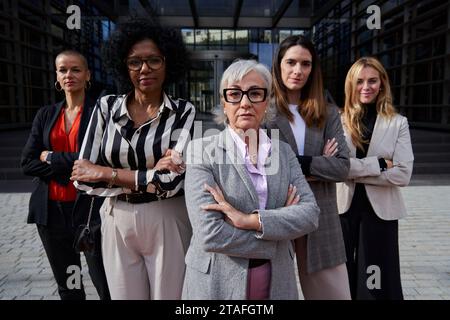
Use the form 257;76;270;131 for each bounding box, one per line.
343;56;397;150
55;50;89;70
102;17;189;93
272;35;327;128
214;59;273;124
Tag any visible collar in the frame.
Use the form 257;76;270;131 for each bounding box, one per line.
227;126;272;169
112;92;174;123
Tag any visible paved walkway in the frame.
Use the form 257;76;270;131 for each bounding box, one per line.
1;184;449;300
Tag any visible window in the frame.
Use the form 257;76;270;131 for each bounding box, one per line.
208;30;221;49
222;29;235;48
236;30;248;45
195;29;208;49
279;30;291;43
412;85;430;105
51;24;64;39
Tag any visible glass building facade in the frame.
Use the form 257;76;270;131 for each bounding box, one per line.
0;0;449;129
313;0;450;129
0;0;116;129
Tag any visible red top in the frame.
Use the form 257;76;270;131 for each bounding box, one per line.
48;106;82;202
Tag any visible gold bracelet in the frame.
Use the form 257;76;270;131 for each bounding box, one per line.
107;168;118;188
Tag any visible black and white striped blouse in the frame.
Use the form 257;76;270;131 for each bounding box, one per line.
75;92;196;198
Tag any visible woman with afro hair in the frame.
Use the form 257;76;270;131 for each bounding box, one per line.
71;18;196;300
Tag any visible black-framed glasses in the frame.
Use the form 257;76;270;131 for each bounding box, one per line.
223;88;268;103
126;56;165;71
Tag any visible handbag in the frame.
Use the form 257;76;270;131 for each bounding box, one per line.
73;197;98;253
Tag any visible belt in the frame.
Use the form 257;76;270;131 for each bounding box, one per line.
117;193;159;204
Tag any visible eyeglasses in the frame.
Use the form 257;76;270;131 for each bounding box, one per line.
126;56;165;71
223;88;268;103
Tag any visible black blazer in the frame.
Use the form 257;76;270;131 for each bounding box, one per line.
21;96;104;226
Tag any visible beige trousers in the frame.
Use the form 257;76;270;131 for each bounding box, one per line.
296;236;351;300
100;196;192;300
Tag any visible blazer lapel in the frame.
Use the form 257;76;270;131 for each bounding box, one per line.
275;114;299;155
218;129;259;207
367;115;391;156
78;95;96;147
303;125;319;156
44;100;65;149
264;142;280;209
342;125;356;157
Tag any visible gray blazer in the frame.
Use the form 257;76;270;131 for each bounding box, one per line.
265;105;349;273
182;128;319;300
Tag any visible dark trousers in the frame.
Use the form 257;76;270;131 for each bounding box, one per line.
340;186;404;300
37;200;110;300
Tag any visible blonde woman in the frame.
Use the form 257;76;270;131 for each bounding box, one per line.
337;57;414;299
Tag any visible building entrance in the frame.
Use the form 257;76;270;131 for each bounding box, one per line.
188;51;242;113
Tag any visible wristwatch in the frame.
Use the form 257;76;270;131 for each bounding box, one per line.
45;151;53;164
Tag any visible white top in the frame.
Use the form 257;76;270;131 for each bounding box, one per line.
288;104;306;156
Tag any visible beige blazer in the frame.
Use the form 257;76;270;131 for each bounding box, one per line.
336;113;414;220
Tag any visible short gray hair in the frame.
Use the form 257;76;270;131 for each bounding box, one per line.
214;59;272;124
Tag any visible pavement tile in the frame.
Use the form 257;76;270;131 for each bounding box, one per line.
414;295;444;300
2;286;31;297
1;185;449;300
27;286;56;296
0;296;17;300
416;287;444;295
414;280;441;288
403;287;418;296
15;295;43;300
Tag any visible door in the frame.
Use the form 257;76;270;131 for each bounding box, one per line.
188;51;241;113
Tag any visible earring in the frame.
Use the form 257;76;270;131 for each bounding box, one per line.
54;81;62;92
85;80;92;90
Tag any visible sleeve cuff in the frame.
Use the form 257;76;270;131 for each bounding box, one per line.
135;169;156;192
46;151;53;165
296;155;312;176
378;158;387;172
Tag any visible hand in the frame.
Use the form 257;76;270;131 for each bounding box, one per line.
200;183;260;231
323;138;338;157
153;149;185;174
70;159;107;183
385;159;394;169
40;150;50;163
284;184;300;206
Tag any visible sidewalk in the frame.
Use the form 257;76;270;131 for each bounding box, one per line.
1;183;449;300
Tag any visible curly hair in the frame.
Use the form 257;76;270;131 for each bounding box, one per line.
102;17;189;93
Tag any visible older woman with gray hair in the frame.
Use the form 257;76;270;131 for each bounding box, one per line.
182;59;320;300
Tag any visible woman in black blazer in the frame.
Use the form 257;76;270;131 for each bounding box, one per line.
21;50;110;300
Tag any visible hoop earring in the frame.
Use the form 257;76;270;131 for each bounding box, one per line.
54;81;62;92
85;80;92;90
